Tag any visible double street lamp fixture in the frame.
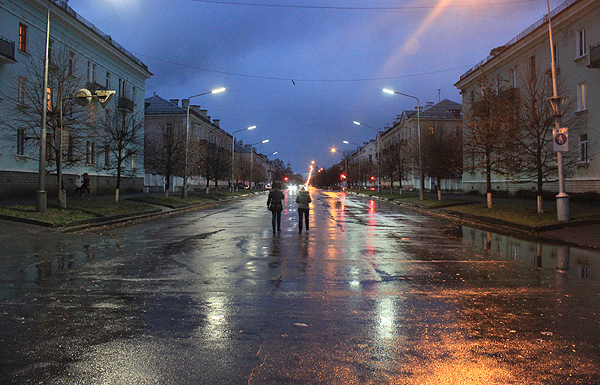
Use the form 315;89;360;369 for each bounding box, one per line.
383;89;424;200
183;87;226;198
231;125;256;192
353;120;381;193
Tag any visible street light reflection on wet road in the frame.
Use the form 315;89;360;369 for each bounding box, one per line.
1;189;600;384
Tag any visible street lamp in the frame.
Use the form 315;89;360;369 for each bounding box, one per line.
183;87;225;198
36;0;59;212
231;125;256;192
343;140;363;190
250;139;269;190
545;0;569;221
383;89;424;200
353;121;381;192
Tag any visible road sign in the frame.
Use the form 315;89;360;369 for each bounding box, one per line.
553;127;568;152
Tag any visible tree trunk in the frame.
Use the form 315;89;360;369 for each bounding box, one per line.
114;188;120;203
486;156;493;209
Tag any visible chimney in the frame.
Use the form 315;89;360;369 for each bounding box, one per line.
182;99;190;110
190;105;201;114
200;110;208;118
426;101;434;108
169;99;179;106
213;119;220;128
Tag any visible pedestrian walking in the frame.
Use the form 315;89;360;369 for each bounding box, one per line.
75;174;83;198
267;182;285;232
295;185;311;233
82;173;91;199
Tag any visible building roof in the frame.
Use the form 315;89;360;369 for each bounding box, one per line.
145;95;186;115
404;99;462;119
55;1;150;74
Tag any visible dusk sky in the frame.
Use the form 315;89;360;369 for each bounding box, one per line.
73;0;559;177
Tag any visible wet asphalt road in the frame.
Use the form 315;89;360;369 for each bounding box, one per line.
1;189;600;384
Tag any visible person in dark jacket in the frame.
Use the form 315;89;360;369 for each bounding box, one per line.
267;182;285;232
295;186;312;233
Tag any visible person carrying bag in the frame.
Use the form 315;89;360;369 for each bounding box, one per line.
267;182;285;232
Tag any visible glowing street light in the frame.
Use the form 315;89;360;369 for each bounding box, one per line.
231;125;256;192
183;87;226;198
383;88;424;200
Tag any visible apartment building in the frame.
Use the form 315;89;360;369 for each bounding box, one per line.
0;0;152;199
455;0;600;194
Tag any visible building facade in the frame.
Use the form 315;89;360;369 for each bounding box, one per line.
378;99;463;192
0;0;151;199
455;0;600;194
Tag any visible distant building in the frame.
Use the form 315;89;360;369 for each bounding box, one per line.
144;95;233;192
0;0;151;199
455;0;600;194
379;99;463;191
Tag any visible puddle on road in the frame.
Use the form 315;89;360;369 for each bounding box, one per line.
463;225;600;280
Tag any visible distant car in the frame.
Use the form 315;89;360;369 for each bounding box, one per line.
266;183;272;190
235;183;249;190
329;185;346;191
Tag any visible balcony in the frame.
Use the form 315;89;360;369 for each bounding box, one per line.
500;87;520;101
117;97;134;112
0;37;16;64
588;43;600;68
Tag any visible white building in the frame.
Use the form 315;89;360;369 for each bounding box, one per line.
0;0;152;199
455;0;600;194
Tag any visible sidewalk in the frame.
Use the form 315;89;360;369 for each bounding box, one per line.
352;189;600;250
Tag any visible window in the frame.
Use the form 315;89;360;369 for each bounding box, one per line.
428;126;435;135
553;44;559;68
18;23;28;52
46;87;52;111
509;66;518;88
579;134;588;163
577;29;586;58
577;82;587;111
119;78;126;97
106;72;111;89
165;122;173;136
529;55;536;80
17;128;25;155
87;61;97;83
104;145;110;167
132;86;137;105
68;135;74;162
17;76;27;105
48;39;54;65
68;51;74;75
86;141;95;164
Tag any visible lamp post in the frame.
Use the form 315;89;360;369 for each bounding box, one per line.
353;121;381;192
250;139;269;190
383;89;424;200
231;125;256;192
36;0;59;212
343;140;363;190
182;87;225;198
545;0;569;221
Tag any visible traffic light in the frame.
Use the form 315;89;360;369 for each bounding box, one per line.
340;174;346;180
370;176;375;181
284;176;288;181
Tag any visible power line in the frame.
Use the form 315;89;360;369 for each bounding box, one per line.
190;0;540;11
133;52;473;82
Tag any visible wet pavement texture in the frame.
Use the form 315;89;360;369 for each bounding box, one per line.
1;189;600;384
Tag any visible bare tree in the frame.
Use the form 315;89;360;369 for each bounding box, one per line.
380;137;412;194
463;77;517;208
197;141;230;190
145;121;185;197
100;107;144;202
422;124;463;200
513;66;581;212
0;40;93;206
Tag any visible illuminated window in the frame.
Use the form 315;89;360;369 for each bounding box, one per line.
577;82;587;111
18;23;28;52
